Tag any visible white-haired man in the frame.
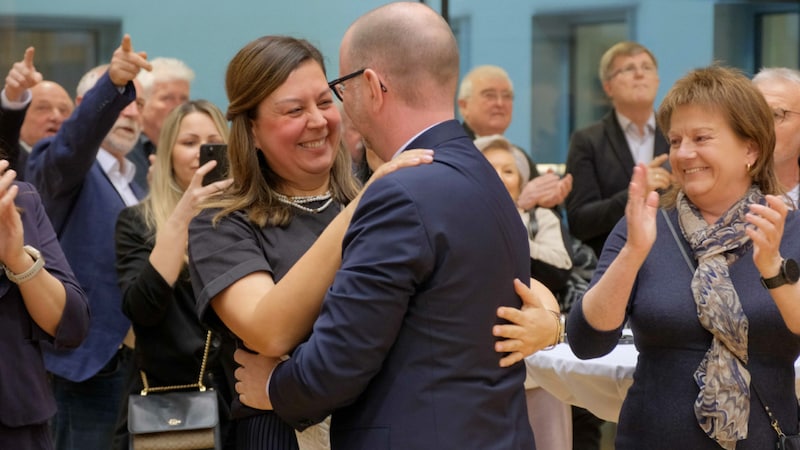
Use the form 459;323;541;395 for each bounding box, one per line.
753;67;800;208
458;64;572;211
129;57;193;189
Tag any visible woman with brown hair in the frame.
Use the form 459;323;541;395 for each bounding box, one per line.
567;65;800;449
187;35;432;449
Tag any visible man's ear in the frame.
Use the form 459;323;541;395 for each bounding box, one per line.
601;80;613;99
362;69;385;111
457;98;468;118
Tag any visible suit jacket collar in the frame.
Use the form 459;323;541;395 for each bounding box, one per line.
405;120;469;151
462;121;477;140
602;110;635;178
602;109;670;178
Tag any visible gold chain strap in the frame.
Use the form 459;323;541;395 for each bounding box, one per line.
139;331;213;396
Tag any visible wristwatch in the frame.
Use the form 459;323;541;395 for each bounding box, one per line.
760;258;800;290
3;245;45;284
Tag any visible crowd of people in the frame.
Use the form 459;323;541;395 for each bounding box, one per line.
1;2;800;450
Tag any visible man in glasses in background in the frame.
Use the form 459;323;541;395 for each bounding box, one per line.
458;65;573;212
566;41;670;260
563;40;670;450
753;67;800;208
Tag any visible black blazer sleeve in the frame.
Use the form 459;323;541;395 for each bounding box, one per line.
115;205;175;326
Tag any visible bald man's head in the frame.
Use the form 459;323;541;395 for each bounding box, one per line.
19;81;73;148
341;2;459;108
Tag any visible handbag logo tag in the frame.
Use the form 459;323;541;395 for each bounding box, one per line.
167;418;182;426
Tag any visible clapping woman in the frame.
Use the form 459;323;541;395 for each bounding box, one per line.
0;160;89;450
567;66;800;449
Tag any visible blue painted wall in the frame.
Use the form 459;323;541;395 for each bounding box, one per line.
0;0;736;162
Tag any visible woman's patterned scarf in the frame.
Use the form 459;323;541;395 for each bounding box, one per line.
677;186;764;450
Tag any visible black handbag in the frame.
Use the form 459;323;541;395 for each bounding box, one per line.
778;434;800;450
663;210;800;450
128;331;221;450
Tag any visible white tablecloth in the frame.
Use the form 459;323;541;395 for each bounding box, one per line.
525;343;800;423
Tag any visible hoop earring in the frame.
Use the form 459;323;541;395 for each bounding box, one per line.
746;162;752;173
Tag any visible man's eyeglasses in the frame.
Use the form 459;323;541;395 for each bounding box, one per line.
772;107;800;125
328;68;387;102
608;63;657;80
479;89;514;103
328;69;366;102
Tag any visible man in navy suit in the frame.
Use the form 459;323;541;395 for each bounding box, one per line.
235;3;541;449
25;35;151;450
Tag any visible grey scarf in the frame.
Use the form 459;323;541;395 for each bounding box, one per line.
678;186;764;450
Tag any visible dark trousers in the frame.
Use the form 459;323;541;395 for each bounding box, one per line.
51;346;134;450
572;406;604;450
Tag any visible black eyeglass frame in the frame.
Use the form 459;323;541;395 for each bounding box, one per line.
328;68;366;101
328;68;387;102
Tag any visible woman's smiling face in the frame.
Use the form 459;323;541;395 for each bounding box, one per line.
250;60;341;194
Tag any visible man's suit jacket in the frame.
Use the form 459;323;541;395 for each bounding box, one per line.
0;182;88;429
270;120;536;450
0;101;29;178
565;110;668;258
26;72;144;382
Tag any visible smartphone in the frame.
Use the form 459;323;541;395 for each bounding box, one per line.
199;144;229;186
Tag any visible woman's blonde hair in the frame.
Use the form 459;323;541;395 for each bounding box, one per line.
657;65;782;208
208;35;359;227
141;99;228;237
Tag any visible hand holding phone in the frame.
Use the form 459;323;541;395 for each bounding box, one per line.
199;144;229;186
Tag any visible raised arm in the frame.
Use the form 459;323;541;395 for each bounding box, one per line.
579;163;658;331
26;35;150;218
747;194;800;334
0;161;88;339
117;161;232;325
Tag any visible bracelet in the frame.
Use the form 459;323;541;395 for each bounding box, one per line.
3;245;45;284
543;310;563;350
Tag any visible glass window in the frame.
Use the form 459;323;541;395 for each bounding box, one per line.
714;3;799;74
0;17;120;97
758;12;799;69
571;22;628;131
531;13;629;164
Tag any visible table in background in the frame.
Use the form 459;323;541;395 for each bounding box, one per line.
525;342;800;423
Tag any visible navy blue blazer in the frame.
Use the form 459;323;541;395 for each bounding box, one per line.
0;182;88;427
26;72;144;382
565;110;669;257
269;120;536;450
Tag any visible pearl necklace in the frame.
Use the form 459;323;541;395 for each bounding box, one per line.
274;190;334;214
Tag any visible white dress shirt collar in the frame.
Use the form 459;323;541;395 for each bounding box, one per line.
97;149;139;206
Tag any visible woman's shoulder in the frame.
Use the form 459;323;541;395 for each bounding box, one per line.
13;181;40;202
12;181;45;215
190;207;256;238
